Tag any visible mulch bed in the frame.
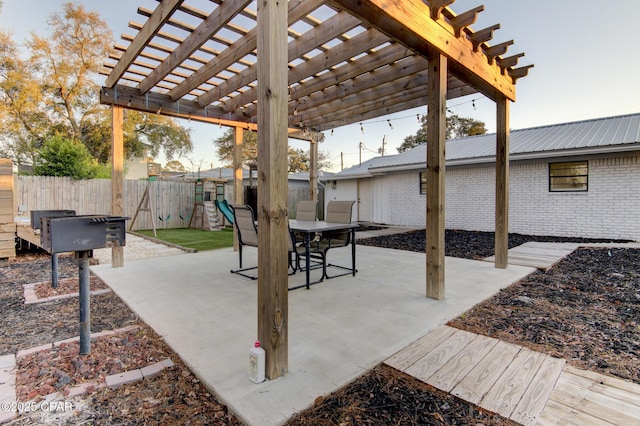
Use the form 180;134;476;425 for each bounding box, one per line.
449;247;640;385
33;275;108;300
0;249;241;425
285;364;517;426
357;228;629;259
1;232;638;424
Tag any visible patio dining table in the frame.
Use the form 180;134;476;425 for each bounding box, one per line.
289;219;359;290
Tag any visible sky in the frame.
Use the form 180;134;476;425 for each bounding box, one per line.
1;0;639;172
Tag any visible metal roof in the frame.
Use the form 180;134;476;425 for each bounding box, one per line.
328;113;640;178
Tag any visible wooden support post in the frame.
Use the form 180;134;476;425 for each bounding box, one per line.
426;47;447;300
257;0;288;379
233;126;243;251
111;106;124;267
309;136;318;201
495;95;510;268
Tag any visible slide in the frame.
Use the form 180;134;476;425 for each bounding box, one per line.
215;199;234;225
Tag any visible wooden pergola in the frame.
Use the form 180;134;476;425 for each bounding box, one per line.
100;0;531;379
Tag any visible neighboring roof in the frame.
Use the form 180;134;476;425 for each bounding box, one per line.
326;113;640;179
169;168;333;183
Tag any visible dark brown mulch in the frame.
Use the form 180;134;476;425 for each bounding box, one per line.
0;253;138;356
357;228;629;259
34;275;107;299
15;326;169;401
285;364;517;426
449;247;640;385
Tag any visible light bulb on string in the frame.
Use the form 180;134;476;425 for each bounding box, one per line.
360;123;364;134
387;120;393;130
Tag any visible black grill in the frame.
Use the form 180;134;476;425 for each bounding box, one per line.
30;209;76;230
41;215;128;253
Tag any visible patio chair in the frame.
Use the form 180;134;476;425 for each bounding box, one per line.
288;220;327;288
230;205;260;279
295;200;318;221
318;200;356;278
230;205;300;279
293;200;318;246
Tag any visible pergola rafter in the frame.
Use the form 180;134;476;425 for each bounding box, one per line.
100;0;531;380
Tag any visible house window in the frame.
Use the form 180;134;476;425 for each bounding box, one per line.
419;172;427;194
549;161;588;192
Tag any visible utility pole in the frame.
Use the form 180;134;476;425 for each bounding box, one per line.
359;142;363;165
340;152;344;171
379;135;387;156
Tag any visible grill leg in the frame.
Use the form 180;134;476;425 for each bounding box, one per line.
51;253;58;288
77;251;91;354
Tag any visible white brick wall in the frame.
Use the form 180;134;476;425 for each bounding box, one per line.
338;155;640;241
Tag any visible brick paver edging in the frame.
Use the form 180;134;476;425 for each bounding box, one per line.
1;325;174;424
23;282;112;305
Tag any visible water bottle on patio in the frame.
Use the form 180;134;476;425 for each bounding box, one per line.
249;340;265;383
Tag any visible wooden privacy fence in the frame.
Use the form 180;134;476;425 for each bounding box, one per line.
15;176;321;231
15;176;195;231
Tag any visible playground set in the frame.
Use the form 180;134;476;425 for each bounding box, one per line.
129;176;234;235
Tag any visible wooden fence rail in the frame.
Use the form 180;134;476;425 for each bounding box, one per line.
14;176;320;231
15;176;195;231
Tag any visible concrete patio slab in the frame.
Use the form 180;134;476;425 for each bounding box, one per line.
91;244;535;426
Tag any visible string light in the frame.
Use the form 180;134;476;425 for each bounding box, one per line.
360;123;364;134
387;119;393;130
157;105;162;114
355;97;482;128
331;128;334;136
127;97;132;107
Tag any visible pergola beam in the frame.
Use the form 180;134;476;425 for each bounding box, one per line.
138;0;253;94
495;95;510;268
330;0;516;102
110;106;125;268
198;9;365;109
105;0;184;88
256;0;289;379
99;85;320;141
426;47;447;300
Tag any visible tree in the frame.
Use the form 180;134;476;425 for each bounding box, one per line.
0;3;193;167
397;114;487;152
212;128;332;172
163;160;188;173
33;135;102;179
0;32;49;165
82;109;192;163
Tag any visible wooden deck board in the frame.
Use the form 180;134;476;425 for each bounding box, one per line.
385;325;456;372
451;339;521;404
537;398;615;426
484;242;579;270
479;346;547;417
386;325;640;424
427;333;498;392
552;371;640;419
547;383;640;425
563;364;640;397
16;225;41;247
510;355;565;425
403;328;476;382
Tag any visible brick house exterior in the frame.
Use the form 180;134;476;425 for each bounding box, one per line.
322;114;640;241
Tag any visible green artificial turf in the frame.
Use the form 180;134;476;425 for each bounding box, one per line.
136;227;235;251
